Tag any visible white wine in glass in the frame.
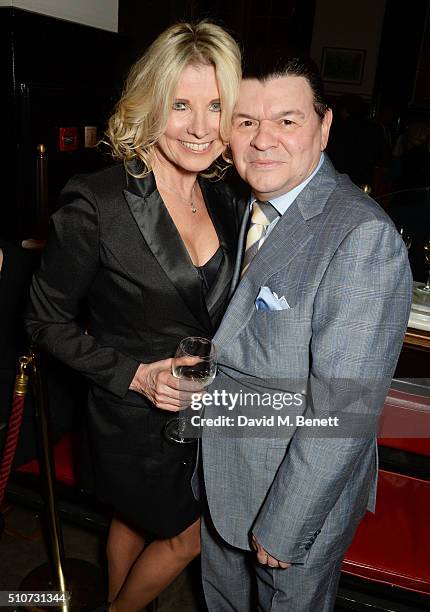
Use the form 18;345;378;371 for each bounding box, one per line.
164;337;217;443
172;363;216;387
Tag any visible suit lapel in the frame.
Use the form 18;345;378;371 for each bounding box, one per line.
124;166;211;330
214;157;338;349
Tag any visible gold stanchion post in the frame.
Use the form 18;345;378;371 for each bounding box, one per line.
19;348;103;611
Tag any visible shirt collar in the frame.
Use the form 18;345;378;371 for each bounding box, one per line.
250;153;325;216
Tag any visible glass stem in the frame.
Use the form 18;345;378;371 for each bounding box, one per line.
425;268;430;291
177;410;186;441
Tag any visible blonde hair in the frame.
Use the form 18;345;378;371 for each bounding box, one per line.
106;21;241;178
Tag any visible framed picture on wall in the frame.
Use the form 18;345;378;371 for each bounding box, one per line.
321;47;366;85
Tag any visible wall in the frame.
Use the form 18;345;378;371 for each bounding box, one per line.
0;7;125;239
414;5;430;107
119;0;315;59
0;0;118;31
311;0;386;98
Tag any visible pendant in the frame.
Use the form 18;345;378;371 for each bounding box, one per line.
191;205;197;214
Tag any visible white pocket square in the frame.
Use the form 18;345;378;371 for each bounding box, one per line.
255;286;290;311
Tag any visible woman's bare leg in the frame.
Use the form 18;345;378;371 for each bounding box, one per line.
107;517;146;602
110;518;201;612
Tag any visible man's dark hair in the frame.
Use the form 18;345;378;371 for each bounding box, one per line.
243;50;329;120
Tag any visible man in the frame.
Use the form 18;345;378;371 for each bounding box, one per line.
200;57;412;611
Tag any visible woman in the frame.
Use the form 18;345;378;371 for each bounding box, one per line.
25;22;242;612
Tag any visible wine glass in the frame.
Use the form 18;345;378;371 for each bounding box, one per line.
399;226;412;250
164;337;217;444
416;238;430;293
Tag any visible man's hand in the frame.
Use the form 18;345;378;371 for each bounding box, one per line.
251;535;291;569
129;357;203;411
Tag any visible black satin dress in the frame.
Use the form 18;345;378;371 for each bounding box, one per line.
195;247;224;298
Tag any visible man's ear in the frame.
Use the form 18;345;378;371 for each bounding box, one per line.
320;108;333;151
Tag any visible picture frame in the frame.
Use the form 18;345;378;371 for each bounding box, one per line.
321;47;366;85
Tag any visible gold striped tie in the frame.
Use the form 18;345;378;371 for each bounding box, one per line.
241;200;279;276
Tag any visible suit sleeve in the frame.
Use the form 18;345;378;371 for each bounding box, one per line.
25;177;139;398
252;219;412;562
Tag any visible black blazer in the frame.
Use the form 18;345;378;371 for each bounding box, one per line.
25;163;245;400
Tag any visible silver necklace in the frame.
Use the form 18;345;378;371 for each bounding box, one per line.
156;179;197;214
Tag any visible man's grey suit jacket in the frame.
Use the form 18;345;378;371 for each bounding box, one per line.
202;157;412;566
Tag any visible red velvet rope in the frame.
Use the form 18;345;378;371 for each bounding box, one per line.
0;386;27;506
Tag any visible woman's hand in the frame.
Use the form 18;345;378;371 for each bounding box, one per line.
129;358;203;411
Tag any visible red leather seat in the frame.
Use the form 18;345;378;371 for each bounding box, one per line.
342;386;430;595
378;387;430;454
17;432;78;487
343;469;430;594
